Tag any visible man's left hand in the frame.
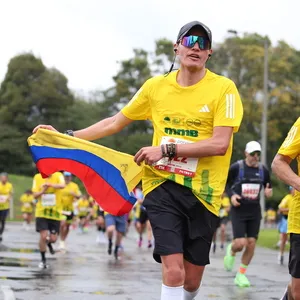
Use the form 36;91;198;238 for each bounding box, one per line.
265;183;273;198
134;146;163;166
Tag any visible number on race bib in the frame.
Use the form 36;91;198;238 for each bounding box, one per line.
41;194;56;207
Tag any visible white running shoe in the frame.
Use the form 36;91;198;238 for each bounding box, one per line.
38;261;48;269
59;241;66;250
278;254;284;265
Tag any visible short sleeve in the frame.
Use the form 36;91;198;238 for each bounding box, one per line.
214;80;243;133
121;79;152;120
32;175;39;193
278;118;300;160
279;195;289;209
75;184;81;196
56;173;65;185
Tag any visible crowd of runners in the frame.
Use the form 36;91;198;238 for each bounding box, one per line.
0;140;294;284
0;19;299;300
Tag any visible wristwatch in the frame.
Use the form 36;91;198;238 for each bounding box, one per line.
64;130;74;136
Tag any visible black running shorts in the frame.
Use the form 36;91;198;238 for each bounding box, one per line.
289;233;300;278
36;217;60;235
143;180;219;266
230;207;261;239
138;209;149;224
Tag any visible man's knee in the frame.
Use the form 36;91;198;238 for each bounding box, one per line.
106;225;115;234
184;266;205;292
292;278;300;300
233;238;247;251
40;231;48;241
246;238;256;250
50;234;58;243
162;254;185;285
164;264;185;285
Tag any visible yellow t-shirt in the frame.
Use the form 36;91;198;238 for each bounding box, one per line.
20;194;35;213
278;117;300;233
266;209;276;221
32;172;65;221
60;182;81;212
0;182;13;211
278;194;292;216
134;203;142;219
219;196;230;218
77;199;90;217
121;69;243;216
92;204;98;219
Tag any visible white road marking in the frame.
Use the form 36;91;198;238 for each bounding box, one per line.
1;286;16;300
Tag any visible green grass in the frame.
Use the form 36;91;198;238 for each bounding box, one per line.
257;228;289;250
8;174;33;221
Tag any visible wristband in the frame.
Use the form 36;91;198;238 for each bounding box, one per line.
64;130;74;136
166;143;176;160
161;144;168;157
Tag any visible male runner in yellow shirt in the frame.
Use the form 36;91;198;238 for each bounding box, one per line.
32;172;65;269
272;117;300;300
0;172;13;242
33;20;243;299
20;189;35;230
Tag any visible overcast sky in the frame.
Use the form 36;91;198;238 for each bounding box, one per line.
1;0;299;95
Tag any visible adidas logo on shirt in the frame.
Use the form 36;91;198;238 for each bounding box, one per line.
199;105;210;112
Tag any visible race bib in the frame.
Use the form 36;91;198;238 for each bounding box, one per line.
0;195;8;203
154;137;198;177
62;210;72;216
219;208;226;218
79;207;88;212
24;203;31;208
41;194;56;207
241;183;260;200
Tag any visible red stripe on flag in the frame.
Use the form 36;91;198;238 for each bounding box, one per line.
36;158;133;216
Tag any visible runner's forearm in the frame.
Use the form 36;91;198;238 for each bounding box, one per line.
50;184;65;189
33;192;44;198
176;137;228;158
74;117;117;141
272;155;300;190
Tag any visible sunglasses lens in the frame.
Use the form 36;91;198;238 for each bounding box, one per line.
250;151;261;156
181;36;210;50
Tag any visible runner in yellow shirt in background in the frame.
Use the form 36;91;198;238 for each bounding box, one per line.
277;186;294;265
59;172;81;251
212;192;231;252
77;194;91;233
20;189;35;230
0;172;13;242
32;172;65;269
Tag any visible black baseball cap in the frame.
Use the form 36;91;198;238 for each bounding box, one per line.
177;21;212;45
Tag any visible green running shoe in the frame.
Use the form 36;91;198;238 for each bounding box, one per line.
223;243;235;271
234;272;251;287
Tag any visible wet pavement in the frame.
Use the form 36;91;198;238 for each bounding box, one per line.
0;223;289;300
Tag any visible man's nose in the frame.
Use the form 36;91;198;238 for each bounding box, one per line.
192;42;201;50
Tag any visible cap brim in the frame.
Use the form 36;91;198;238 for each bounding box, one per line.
177;22;212;43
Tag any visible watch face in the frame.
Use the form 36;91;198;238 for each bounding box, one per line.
65;130;73;136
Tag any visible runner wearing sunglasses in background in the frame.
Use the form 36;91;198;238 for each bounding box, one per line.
33;21;243;300
224;141;273;287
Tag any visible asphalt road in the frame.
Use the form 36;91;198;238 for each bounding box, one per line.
0;222;290;300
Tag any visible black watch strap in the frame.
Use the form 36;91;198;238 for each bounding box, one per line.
64;130;74;136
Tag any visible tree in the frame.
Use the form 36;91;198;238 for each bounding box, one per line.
0;53;74;174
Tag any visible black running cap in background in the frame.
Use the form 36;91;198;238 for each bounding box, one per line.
177;21;212;44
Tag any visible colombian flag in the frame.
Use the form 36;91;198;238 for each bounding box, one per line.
27;129;142;216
